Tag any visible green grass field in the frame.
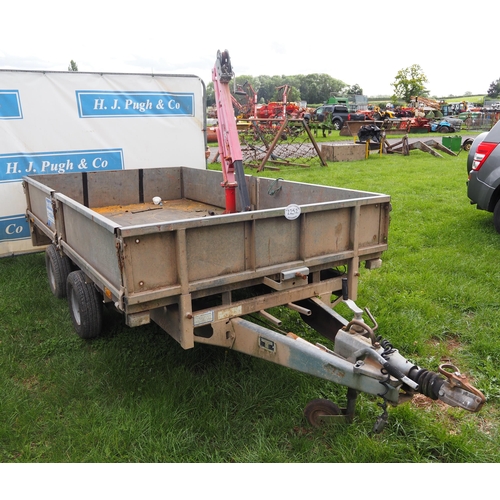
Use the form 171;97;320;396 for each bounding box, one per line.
1;139;499;465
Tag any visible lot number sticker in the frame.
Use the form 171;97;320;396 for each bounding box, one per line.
284;204;301;220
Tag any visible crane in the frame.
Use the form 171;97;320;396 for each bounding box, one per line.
212;50;251;213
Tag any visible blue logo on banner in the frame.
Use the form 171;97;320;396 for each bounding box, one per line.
0;90;23;119
0;214;29;241
76;91;195;118
0;149;124;183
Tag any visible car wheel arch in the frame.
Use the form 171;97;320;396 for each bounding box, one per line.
488;186;500;213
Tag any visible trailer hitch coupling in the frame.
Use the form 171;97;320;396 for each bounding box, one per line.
409;364;485;412
339;279;485;417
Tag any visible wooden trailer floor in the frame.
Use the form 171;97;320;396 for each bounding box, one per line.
93;198;224;226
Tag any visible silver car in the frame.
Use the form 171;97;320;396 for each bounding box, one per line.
467;120;500;232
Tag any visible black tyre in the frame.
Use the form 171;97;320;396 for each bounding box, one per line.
66;270;103;339
45;244;72;298
439;125;450;133
304;398;341;427
332;120;342;131
493;201;500;234
463;139;473;152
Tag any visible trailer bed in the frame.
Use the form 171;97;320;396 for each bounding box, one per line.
24;166;390;349
93;198;224;226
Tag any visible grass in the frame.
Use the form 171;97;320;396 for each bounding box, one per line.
1;140;500;464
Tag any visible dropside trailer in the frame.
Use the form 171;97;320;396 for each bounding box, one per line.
23;167;484;431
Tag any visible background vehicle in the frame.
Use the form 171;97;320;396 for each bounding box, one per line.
458;111;483;122
467;120;500;232
308;104;364;130
430;117;462;133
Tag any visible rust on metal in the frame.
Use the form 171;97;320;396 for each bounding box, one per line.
438;364;486;411
94;198;223;225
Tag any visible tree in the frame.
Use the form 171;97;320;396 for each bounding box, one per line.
255;75;282;103
487;78;500;98
391;64;428;103
68;60;78;71
272;84;300;103
347;84;363;95
206;81;215;107
299;74;346;105
234;75;301;105
206;73;350;109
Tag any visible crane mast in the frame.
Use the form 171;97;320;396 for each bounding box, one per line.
212;50;251;213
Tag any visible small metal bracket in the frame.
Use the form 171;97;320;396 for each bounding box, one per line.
263;267;309;291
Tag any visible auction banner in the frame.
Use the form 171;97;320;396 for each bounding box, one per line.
0;70;207;257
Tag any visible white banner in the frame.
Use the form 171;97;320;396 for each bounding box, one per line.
0;70;207;257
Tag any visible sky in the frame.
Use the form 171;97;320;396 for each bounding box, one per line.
1;0;497;99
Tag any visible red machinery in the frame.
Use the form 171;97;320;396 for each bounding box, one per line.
231;82;303;120
212;50;251;213
232;81;258;119
255;85;304;119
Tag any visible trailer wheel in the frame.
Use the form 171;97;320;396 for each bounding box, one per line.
304;398;341;427
45;244;72;299
66;270;103;339
463;139;473;152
